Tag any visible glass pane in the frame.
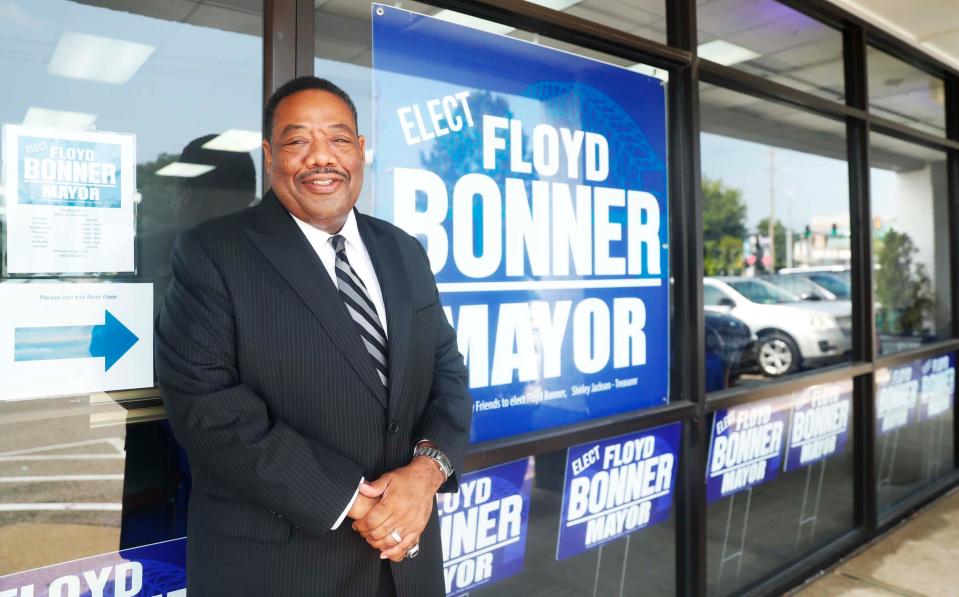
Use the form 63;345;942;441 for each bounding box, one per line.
870;132;951;354
698;0;844;102
0;0;260;583
875;352;955;512
0;407;189;577
700;85;851;391
706;380;855;596
458;427;677;596
868;47;946;136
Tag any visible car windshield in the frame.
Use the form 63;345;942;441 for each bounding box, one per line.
807;273;850;298
728;280;800;304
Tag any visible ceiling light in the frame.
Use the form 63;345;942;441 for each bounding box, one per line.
433;0;583;36
202;129;262;153
22;107;98;131
698;39;761;66
627;63;669;82
48;32;155;85
155;162;216;178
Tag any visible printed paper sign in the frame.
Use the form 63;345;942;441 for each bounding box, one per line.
556;422;680;560
919;353;955;422
0;283;153;400
875;364;920;435
438;458;533;595
706;396;791;503
372;4;669;443
0;538;185;596
784;380;853;471
2;125;136;274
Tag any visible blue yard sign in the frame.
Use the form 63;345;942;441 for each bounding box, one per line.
437;458;534;595
706;395;791;503
783;380;853;472
918;353;955;423
0;538;186;596
372;4;670;443
556;422;680;560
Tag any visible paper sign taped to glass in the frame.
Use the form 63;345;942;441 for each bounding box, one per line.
2;124;137;275
371;4;670;444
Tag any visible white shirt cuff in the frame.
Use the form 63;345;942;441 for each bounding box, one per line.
331;476;364;530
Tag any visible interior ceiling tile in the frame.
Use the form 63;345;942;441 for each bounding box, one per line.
841;0;959;40
567;2;661;31
697;0;794;39
187;3;259;36
75;0;197;21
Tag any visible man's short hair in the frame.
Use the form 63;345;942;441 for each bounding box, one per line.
263;76;359;142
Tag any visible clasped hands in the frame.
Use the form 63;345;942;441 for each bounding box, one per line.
348;456;446;562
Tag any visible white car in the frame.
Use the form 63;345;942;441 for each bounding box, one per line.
704;277;852;377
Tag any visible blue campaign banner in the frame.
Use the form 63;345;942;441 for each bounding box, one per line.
783;380;853;472
437;458;533;596
556;422;679;560
706;395;790;503
372;5;669;444
18;135;122;208
919;352;956;422
876;362;920;435
0;538;185;596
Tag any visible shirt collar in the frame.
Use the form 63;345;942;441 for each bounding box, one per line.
290;209;367;257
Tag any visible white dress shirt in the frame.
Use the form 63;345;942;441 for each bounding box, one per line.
291;210;388;530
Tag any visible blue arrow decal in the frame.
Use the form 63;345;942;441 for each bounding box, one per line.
14;310;139;371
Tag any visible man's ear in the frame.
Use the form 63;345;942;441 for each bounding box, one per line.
262;139;272;171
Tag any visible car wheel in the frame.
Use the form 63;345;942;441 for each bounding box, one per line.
756;332;799;377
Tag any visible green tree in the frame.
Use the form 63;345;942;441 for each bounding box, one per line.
875;228;934;335
702;178;747;275
756;217;792;272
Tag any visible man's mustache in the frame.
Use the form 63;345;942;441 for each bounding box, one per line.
297;167;350;182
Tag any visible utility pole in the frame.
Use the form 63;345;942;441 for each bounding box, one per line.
768;147;776;272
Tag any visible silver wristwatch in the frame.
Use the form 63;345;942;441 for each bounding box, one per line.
413;444;453;482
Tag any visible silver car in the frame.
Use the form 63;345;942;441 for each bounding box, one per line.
704;277;852;377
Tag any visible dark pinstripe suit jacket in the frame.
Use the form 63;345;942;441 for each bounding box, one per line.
156;190;470;596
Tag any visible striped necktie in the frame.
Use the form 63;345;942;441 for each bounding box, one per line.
329;234;389;388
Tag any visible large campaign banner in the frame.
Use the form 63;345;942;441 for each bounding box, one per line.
918;353;956;423
0;538;185;596
2;125;136;275
437;458;533;595
783;380;853;472
875;363;920;435
556;422;679;560
706;396;791;503
372;4;669;443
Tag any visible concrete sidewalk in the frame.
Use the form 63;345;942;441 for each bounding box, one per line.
792;489;959;596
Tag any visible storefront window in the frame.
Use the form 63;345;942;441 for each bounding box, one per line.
875;352;956;513
870;132;951;355
868;47;946;136
0;0;261;581
706;380;855;596
698;0;844;102
700;85;851;390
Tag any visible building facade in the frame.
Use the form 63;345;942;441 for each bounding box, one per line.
0;0;957;595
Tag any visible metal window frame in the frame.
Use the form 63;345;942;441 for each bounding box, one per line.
298;1;959;596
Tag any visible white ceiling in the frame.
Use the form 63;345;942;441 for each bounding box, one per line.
828;0;959;73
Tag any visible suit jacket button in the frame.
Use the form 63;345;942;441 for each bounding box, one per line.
388;421;400;433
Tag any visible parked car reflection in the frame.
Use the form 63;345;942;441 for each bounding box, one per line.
704;277;851;378
705;311;757;391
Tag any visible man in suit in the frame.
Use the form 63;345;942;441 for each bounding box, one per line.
156;76;471;596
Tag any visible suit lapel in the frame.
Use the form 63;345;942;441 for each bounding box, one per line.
356;211;413;416
244;192;388;409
